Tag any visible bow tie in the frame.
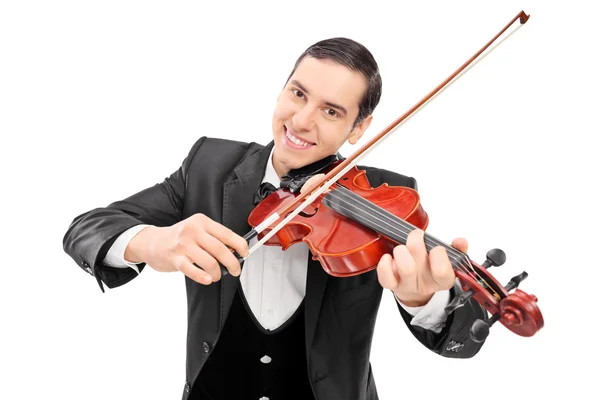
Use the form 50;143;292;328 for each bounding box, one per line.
280;154;340;193
253;153;341;205
253;181;279;205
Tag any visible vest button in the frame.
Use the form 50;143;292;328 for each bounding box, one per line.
202;342;211;353
260;355;272;364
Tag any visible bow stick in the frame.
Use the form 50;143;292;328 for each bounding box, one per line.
240;10;530;260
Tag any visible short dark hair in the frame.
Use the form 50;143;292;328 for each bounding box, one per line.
286;37;382;127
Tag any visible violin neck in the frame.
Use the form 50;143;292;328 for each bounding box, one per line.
322;186;469;270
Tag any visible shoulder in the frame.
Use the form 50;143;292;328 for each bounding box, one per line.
183;136;265;171
188;136;262;157
356;164;418;191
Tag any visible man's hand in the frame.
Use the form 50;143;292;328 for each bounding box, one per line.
377;229;467;307
124;214;249;285
299;173;325;194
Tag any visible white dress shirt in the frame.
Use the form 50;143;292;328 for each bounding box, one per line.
103;148;451;333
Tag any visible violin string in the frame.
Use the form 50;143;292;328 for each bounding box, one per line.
325;188;500;298
323;188;473;275
322;195;471;278
327;187;472;270
329;187;498;292
323;191;500;298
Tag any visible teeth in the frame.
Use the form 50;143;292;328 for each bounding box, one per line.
286;129;311;147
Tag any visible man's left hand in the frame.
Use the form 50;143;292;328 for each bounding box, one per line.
377;229;468;307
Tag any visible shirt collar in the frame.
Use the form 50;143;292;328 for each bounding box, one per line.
262;146;280;186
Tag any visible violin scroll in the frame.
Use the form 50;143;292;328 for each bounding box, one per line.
451;252;543;342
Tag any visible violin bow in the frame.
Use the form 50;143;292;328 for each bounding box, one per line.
243;10;532;256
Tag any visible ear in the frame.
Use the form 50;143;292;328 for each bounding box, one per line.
347;114;373;145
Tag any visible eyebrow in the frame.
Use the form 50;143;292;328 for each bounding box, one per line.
290;79;348;117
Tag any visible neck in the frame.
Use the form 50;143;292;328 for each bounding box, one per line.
271;153;289;179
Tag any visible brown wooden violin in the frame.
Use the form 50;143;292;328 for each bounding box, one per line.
235;10;543;343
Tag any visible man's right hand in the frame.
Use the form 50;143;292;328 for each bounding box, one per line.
124;214;249;285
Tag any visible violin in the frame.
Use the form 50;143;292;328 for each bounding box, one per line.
236;10;544;343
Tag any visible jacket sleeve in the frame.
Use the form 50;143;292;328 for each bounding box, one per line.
359;165;488;358
396;283;488;358
62;136;207;292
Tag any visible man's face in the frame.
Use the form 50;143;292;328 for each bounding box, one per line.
271;56;372;177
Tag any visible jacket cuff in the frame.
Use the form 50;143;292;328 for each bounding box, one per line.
103;224;152;274
395;290;450;333
434;283;489;358
82;221;147;292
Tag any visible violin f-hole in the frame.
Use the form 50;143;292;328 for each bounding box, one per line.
287;207;319;218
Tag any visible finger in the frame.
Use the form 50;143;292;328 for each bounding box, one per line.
451;237;468;253
429;246;456;290
184;239;230;281
196;231;242;278
405;229;428;270
300;173;325;194
201;217;249;258
176;255;214;285
377;253;399;290
392;244;416;289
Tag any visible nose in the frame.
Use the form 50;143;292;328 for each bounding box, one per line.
292;104;316;132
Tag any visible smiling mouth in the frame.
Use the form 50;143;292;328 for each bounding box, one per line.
284;126;315;147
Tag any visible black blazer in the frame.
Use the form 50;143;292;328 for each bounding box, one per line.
63;137;488;400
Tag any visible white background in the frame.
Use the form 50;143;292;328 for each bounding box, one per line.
1;0;599;399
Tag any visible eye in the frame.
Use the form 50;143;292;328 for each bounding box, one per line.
292;89;305;99
324;108;338;118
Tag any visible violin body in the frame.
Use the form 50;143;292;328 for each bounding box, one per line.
248;163;427;277
248;163;544;339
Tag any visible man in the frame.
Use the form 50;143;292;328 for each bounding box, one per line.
63;37;487;400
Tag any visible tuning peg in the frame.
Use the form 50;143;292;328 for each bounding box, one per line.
470;313;501;343
481;248;506;268
505;271;528;291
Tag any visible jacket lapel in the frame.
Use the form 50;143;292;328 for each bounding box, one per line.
220;140;274;328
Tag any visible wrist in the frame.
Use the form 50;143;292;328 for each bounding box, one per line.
124;225;156;263
394;291;434;307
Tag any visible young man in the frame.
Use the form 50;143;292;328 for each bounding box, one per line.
63;37;487;400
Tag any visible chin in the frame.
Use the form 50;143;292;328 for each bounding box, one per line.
274;124;324;171
278;153;304;171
